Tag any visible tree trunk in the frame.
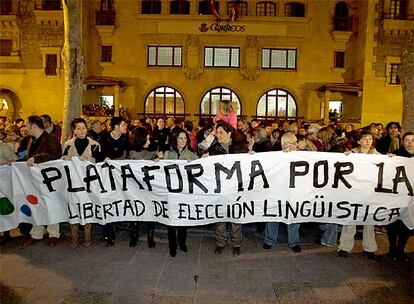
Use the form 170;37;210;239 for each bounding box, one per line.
61;0;84;144
399;32;414;133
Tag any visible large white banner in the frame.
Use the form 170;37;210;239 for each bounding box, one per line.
0;151;413;232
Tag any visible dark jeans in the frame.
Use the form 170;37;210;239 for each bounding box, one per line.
129;222;155;243
103;223;116;241
167;226;187;251
387;220;412;256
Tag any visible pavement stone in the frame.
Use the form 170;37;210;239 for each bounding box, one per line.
0;225;413;304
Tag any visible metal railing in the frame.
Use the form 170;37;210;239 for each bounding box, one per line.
333;16;352;31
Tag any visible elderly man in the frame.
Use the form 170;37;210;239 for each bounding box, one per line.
22;115;62;247
263;132;302;253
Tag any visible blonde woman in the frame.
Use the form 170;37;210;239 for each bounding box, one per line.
213;100;237;129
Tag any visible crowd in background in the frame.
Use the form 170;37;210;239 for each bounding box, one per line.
0;101;412;261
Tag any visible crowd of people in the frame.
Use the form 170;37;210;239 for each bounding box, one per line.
0;101;412;261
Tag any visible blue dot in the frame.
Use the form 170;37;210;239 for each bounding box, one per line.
20;204;32;217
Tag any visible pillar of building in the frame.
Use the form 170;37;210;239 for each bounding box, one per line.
219;0;227;16
161;0;169;14
190;0;198;15
323;90;331;124
114;85;120;116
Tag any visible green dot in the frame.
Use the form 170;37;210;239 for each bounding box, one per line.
0;197;14;215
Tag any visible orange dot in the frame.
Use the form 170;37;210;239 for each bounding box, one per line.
27;194;38;205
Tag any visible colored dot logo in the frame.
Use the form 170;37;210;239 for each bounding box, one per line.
27;194;38;205
19;194;39;217
20;205;32;217
0;197;14;215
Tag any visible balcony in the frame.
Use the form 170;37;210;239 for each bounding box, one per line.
333;16;352;31
34;0;62;10
96;10;116;26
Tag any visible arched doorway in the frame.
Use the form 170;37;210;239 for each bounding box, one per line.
0;89;21;120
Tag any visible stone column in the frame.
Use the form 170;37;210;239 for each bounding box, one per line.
323;90;331;124
161;0;169;14
114;85;120;116
190;0;198;15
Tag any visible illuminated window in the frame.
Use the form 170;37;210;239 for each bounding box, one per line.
262;48;297;69
100;95;114;107
204;47;239;68
200;87;241;119
388;63;400;85
0;99;9;111
257;89;297;120
148;46;182;67
145;86;185;118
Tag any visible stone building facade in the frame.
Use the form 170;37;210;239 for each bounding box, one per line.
0;0;413;126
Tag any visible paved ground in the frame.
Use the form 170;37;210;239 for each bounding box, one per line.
0;224;413;304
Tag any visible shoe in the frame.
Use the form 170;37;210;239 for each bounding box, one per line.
169;247;177;257
313;239;322;245
22;237;37;247
232;247;241;256
106;239;114;247
129;237;138;248
263;243;272;250
338;250;348;257
291;245;301;253
0;235;13;246
214;246;224;255
47;237;59;247
179;244;187;252
363;251;380;261
83;241;92;248
70;240;79;250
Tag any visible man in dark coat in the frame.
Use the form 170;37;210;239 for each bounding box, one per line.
23;115;62;247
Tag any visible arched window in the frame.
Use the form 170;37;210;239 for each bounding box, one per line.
256;89;297;120
285;2;305;17
200;87;241;119
256;1;276;16
334;1;351;31
145;86;185;118
100;0;114;11
227;1;248;16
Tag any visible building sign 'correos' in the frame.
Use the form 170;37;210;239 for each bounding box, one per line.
199;22;246;33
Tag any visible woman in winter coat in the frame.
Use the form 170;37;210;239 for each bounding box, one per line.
62;118;101;249
162;130;198;257
128;127;158;248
